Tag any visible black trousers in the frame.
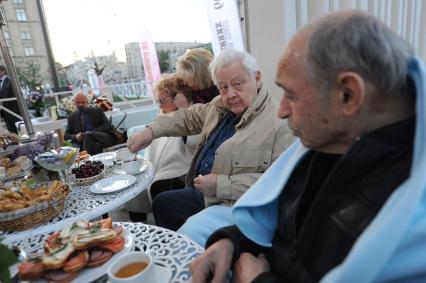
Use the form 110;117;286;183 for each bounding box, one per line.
152;186;205;231
150;176;186;200
2;112;19;133
82;131;115;155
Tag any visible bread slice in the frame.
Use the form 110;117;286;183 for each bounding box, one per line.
42;242;75;270
72;228;117;250
60;220;89;243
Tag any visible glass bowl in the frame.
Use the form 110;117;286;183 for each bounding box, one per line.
35;147;79;172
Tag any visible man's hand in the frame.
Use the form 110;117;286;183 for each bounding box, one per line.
76;132;85;141
127;128;154;153
233;253;270;283
194;174;217;197
190;239;234;283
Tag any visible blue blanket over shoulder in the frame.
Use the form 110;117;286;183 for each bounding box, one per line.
232;56;426;283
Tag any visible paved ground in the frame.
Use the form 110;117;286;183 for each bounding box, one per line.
108;206;155;224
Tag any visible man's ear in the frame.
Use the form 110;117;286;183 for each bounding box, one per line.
336;72;365;116
255;71;262;89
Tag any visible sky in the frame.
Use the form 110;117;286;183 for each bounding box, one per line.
43;0;212;66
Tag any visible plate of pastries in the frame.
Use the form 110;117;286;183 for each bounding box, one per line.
0;156;32;181
74;151;90;164
17;218;133;282
0;129;19;151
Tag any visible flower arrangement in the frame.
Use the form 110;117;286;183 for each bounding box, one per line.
27;91;45;117
15;132;53;160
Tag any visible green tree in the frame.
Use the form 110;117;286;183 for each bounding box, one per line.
158;50;171;73
55;62;70;88
16;61;43;90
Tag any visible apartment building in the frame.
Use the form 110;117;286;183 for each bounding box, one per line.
0;0;56;90
125;41;208;80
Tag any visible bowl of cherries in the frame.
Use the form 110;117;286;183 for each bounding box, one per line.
70;160;105;186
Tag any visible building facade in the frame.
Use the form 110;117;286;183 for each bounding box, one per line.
124;42;145;80
155;41;207;72
125;41;208;80
0;0;55;91
64;52;128;87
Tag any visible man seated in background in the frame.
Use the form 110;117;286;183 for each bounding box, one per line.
190;11;425;283
65;92;115;155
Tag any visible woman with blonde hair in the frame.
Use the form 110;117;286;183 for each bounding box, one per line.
176;48;218;104
125;73;199;222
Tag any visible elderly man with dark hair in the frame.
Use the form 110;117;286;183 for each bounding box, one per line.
190;11;426;283
127;49;294;231
65;93;115;155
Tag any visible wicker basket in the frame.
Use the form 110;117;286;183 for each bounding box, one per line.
0;183;69;231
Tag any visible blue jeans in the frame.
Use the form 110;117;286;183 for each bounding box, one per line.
152;186;205;231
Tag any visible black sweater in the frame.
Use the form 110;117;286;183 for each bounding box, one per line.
207;117;414;283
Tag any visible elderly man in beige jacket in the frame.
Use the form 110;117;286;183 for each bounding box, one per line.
127;49;294;231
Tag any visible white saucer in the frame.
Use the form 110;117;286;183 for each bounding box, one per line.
90;174;136;194
90;152;116;167
153;263;173;283
116;160;148;175
107;263;172;283
128;163;148;175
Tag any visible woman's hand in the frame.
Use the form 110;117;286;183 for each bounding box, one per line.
127;127;154;153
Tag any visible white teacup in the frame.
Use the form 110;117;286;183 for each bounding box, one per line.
116;148;132;162
108;251;155;283
122;158;143;175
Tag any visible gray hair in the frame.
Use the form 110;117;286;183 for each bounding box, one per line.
306;12;414;97
210;49;259;85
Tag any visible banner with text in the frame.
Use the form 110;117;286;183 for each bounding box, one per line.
205;0;245;55
138;28;161;97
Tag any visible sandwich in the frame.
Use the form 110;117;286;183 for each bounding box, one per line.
42;242;75;270
44;269;77;283
62;250;89;273
86;248;113;267
18;257;45;281
72;227;117;250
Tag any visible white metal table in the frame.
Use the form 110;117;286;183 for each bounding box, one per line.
6;222;204;283
0;160;154;243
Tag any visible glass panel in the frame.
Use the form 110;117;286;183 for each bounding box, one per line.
16;9;27;21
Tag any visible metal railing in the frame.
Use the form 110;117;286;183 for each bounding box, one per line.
1;81;158;134
45;81;158;109
0;97;22;120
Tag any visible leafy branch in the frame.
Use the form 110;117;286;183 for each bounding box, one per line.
0;242;18;283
